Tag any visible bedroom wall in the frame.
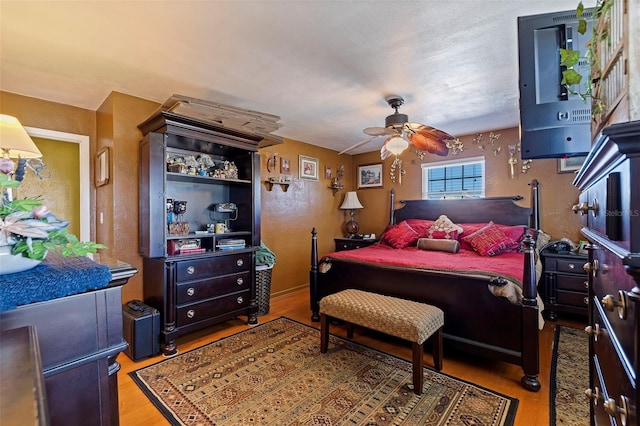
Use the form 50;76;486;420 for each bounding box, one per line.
352;126;584;243
1;90;583;305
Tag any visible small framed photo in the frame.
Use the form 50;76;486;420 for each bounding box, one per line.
358;163;383;188
325;166;332;179
280;157;290;174
577;240;589;255
299;155;319;181
96;147;110;187
558;155;587;174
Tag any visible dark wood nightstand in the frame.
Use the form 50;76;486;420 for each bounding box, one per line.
540;248;588;321
334;238;379;252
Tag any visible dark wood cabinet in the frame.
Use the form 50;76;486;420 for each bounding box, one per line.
0;259;137;426
334;238;379;252
574;120;640;426
138;111;262;356
540;249;588;320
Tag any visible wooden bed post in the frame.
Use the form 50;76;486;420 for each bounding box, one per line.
520;233;541;391
310;228;320;321
389;189;396;225
529;179;540;230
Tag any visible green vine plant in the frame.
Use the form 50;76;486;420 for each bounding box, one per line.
559;0;613;115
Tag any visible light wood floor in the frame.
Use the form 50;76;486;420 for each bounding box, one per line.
117;289;586;426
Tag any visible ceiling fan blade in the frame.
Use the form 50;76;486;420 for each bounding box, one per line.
405;123;452;157
363;127;397;137
338;135;379;155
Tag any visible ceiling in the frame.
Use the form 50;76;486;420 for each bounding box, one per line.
0;1;589;154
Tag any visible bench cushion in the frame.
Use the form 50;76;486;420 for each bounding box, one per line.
319;289;444;344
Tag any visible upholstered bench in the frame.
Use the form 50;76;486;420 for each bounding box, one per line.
319;289;444;395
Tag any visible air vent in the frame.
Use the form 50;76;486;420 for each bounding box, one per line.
572;109;591;122
552;11;592;22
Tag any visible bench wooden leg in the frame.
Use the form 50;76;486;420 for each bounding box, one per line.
320;314;329;353
432;327;443;371
412;341;423;395
346;322;354;339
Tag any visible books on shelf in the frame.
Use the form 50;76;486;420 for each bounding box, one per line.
217;238;246;251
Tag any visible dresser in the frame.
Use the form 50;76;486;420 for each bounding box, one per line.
540;248;589;320
573;120;639;426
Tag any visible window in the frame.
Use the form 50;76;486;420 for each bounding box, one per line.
421;156;485;199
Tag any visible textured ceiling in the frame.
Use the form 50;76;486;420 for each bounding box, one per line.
0;1;590;154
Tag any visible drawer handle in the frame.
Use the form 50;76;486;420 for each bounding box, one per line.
601;290;628;320
342;244;348;249
572;199;599;216
236;259;244;267
604;395;629;425
236;277;244;285
187;309;195;319
236;296;243;304
187;266;195;275
584;323;601;341
567;263;575;270
186;287;195;297
583;296;588;305
584;280;588;289
583;260;599;277
585;387;601;404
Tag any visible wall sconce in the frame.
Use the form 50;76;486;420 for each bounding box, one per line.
266;152;278;173
340;191;363;238
390;158;405;185
508;145;518;178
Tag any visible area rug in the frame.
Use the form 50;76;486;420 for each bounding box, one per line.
130;317;518;425
550;325;589;426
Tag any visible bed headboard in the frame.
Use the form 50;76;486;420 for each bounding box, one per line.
390;179;540;228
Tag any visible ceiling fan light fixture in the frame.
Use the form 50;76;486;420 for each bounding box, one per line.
386;135;409;155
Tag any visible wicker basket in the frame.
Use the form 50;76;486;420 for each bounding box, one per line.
256;264;273;316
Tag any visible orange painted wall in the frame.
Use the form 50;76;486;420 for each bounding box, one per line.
352;127;583;243
1;91;584;304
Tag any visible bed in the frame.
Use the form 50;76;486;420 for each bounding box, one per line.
310;179;543;392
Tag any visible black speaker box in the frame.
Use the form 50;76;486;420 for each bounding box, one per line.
122;300;160;361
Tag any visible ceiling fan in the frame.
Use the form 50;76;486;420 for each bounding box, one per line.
340;95;454;160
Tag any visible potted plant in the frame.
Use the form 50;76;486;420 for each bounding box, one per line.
0;173;105;274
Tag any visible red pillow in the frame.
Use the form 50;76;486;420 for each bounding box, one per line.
380;221;420;249
404;219;435;238
461;221;518;256
460;223;526;251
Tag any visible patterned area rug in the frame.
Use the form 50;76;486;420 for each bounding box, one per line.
131;317;518;425
550;326;589;425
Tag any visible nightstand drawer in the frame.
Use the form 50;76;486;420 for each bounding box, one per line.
556;290;588;308
556;259;586;274
334;238;378;252
556;275;588;292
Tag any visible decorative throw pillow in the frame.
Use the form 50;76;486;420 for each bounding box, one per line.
380;221;420;249
459;223;526;251
461;221;518;256
416;238;460;253
426;215;463;240
404;219;435;238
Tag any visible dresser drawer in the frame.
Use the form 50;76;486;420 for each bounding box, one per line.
175;253;251;282
176;290;250;327
176;271;250;304
556;259;585;274
556;275;588;292
591;305;637;426
592;246;638;365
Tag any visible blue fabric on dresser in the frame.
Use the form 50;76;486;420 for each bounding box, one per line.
0;253;112;312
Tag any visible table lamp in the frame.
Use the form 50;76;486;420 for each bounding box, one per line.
0;115;42;201
340;191;364;238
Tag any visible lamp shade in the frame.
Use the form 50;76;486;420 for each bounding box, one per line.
385;135;409;155
0;115;42;158
340;191;363;210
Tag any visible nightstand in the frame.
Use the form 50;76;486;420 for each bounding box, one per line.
540;248;588;321
334;238;379;252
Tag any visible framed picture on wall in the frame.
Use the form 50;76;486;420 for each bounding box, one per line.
96;147;110;187
558;155;587;174
280;157;290;174
357;163;383;188
299;155;319;181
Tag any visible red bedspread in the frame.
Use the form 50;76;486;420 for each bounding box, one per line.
323;243;524;285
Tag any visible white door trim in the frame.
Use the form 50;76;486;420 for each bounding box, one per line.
23;127;90;242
